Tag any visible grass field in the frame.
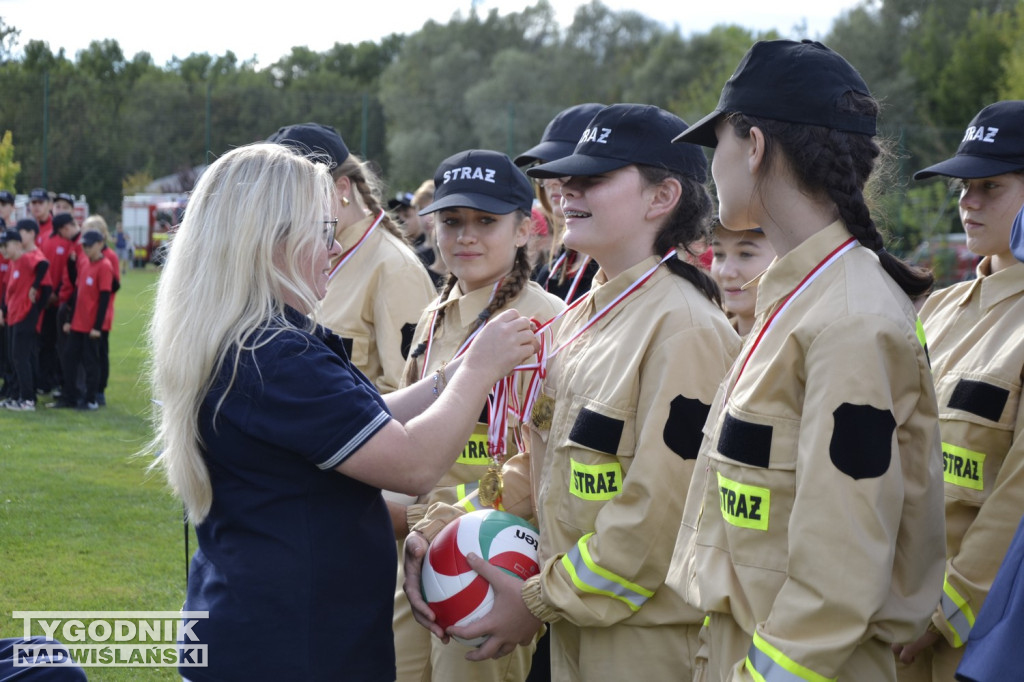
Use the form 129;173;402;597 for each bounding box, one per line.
0;267;194;680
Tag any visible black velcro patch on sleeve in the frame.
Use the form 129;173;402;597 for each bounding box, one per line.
568;407;623;455
948;379;1009;422
340;336;354;359
400;323;417;360
717;413;772;468
664;395;711;460
829;403;895;480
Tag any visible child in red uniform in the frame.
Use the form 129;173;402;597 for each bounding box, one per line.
3;221;51;411
58;231;113;410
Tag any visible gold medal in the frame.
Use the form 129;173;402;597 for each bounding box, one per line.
478;465;504;508
531;394;555;430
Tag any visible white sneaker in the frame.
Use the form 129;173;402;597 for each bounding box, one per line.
6;399;36;412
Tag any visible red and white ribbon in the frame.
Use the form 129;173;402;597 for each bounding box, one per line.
327;210;385;281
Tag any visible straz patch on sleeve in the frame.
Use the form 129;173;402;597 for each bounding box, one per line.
716;471;769;531
942;442;985;491
569;458;623;501
456;431;492;465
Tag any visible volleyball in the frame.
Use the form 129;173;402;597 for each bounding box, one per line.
420;509;540;646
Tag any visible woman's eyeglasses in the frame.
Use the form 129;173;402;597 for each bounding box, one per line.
322;219;338;249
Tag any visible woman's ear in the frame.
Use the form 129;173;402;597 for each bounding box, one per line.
748;126;766;175
645;177;683;223
514;213;531;249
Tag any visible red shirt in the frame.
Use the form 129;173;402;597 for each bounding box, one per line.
70;255;113;333
5;249;48;326
0;254;9;306
58;240;86;305
40;233;75;301
101;247;119;331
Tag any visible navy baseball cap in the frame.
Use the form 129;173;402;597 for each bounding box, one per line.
1;229;20;243
675;39;876;148
419;150;534;216
514;103;605;167
387;191;414;210
0;190;13;204
81;231;105;247
55;192;75;204
527;103;708;184
29;188;49;201
914;101;1024;180
267;122;350;170
16;218;39;234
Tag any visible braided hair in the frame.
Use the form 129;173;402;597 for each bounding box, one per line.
636;165;722;307
403;210;533;385
725;93;933;298
334;154;408;244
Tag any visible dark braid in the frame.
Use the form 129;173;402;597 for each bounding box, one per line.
636;165;722;307
335;154;409;243
729;95;934;298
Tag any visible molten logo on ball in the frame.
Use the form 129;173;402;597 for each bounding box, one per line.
420;509;540;646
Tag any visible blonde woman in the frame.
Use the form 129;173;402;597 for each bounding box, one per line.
148;142;539;682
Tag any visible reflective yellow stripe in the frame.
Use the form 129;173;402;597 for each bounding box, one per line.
703;615;711;627
560;533;653;612
915;317;927;349
942;443;985;491
454;481;480;511
716;472;770;531
746;632;836;682
941;574;976;647
569;458;623;501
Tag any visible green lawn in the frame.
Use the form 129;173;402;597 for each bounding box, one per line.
0;267;193;680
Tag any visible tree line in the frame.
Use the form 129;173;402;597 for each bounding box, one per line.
0;0;1021;256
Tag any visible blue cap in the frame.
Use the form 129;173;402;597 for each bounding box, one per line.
528;103;708;184
420;150;534;216
81;230;105;247
1012;204;1024;264
0;190;13;204
514;103;605;167
267;122;350;170
29;188;49;201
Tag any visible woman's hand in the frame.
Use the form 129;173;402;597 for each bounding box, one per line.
462;309;539;385
447;552;543;661
402;531;449;642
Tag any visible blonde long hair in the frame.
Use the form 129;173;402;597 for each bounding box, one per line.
147;142;334;523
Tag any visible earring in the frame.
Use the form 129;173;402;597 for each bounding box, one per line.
341;196;350;207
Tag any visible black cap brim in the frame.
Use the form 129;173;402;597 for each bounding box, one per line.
418;193;521;216
913;155;1024;180
526;154;630;179
514;139;578;167
672;110;723;148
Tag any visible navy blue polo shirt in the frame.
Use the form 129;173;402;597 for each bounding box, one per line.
183;308;396;681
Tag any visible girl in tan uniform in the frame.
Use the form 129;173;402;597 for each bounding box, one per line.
268;122;437;394
893;100;1024;681
391;149;565;682
667;39;946;681
709;219;775;338
403;103;741;682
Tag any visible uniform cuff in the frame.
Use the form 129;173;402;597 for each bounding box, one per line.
409;501;464;542
405;503;427;530
521;575;560;624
